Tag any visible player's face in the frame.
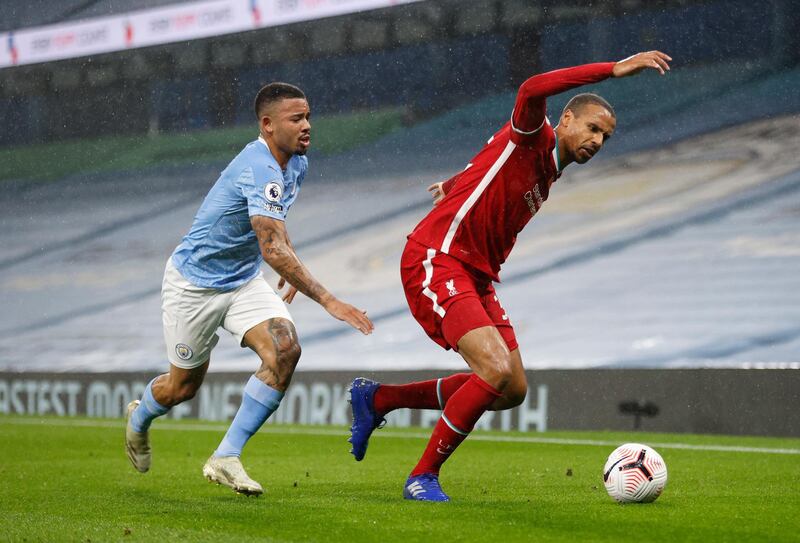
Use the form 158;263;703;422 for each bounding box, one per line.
560;105;616;164
263;98;311;157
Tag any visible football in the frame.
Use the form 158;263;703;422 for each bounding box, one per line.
603;443;668;503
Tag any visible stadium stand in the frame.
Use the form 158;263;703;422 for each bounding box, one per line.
4;0;797;146
0;0;187;31
1;67;799;372
1;0;799;377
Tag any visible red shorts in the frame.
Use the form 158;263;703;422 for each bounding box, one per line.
400;239;517;352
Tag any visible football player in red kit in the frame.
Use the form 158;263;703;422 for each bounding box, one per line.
349;50;672;501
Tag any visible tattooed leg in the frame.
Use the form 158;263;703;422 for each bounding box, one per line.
244;318;302;392
211;319;301;464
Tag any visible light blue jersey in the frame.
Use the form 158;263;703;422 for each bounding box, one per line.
172;137;307;290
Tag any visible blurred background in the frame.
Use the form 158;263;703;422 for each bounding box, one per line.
1;0;798;435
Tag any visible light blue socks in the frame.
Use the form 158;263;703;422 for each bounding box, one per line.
130;377;170;433
214;375;284;458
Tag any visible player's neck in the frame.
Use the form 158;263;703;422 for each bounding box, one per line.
259;134;290;170
553;127;573;170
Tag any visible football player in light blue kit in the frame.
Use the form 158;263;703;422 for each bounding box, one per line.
125;82;374;495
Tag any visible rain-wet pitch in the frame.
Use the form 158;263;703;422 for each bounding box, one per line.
1;416;798;542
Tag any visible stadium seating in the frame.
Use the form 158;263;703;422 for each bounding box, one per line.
2;0;799;374
1;57;799;373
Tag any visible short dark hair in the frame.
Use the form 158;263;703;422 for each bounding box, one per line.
254;82;306;119
563;93;615;119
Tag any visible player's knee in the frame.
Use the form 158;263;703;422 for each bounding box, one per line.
481;353;514;391
503;378;528;408
177;385;198;403
265;341;301;391
166;381;201;405
277;340;301;368
255;321;300;389
267;319;300;362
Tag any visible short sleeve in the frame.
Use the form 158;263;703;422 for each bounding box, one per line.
240;166;288;221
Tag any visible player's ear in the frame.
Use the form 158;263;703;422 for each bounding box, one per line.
260;114;273;135
561;108;574;128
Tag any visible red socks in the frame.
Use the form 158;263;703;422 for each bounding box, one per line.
410;374;501;476
373;373;470;415
371;373;502;476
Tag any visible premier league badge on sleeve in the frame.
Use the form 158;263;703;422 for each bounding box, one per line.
265;182;283;203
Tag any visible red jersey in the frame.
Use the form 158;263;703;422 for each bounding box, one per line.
408;62;615;281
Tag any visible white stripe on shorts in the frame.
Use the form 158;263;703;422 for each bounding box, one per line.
421;248;446;318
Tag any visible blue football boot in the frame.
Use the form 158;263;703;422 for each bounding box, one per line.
403;474;451;502
348;377;386;461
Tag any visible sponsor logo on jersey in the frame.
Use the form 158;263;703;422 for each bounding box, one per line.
524;185;544;216
265;182;283;202
263;203;284;214
175;343;193;360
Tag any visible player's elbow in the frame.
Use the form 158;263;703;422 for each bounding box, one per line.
517;75;545;102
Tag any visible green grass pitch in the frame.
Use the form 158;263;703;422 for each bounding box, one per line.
1;416;798;542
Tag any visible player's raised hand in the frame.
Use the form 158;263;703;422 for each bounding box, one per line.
323;298;375;335
277;277;298;304
613;51;672;77
427;182;445;206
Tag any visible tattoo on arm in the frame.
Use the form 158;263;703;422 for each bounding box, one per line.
251;216;331;305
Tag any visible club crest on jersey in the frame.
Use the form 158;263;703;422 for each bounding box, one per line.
265;182;283;203
445;279;458;296
175;343;193;361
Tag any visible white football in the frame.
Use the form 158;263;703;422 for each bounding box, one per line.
603;443;668;503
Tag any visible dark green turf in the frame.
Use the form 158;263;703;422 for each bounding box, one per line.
1;416;798;542
0;107;404;182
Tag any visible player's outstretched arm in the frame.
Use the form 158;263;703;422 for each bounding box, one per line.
511;50;670;133
251;215;374;335
612;51;672;77
513;61;616;133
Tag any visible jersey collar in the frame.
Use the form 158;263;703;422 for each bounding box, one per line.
552;134;562;174
257;135;286;173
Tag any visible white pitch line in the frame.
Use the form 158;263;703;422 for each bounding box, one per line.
3;417;799;455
